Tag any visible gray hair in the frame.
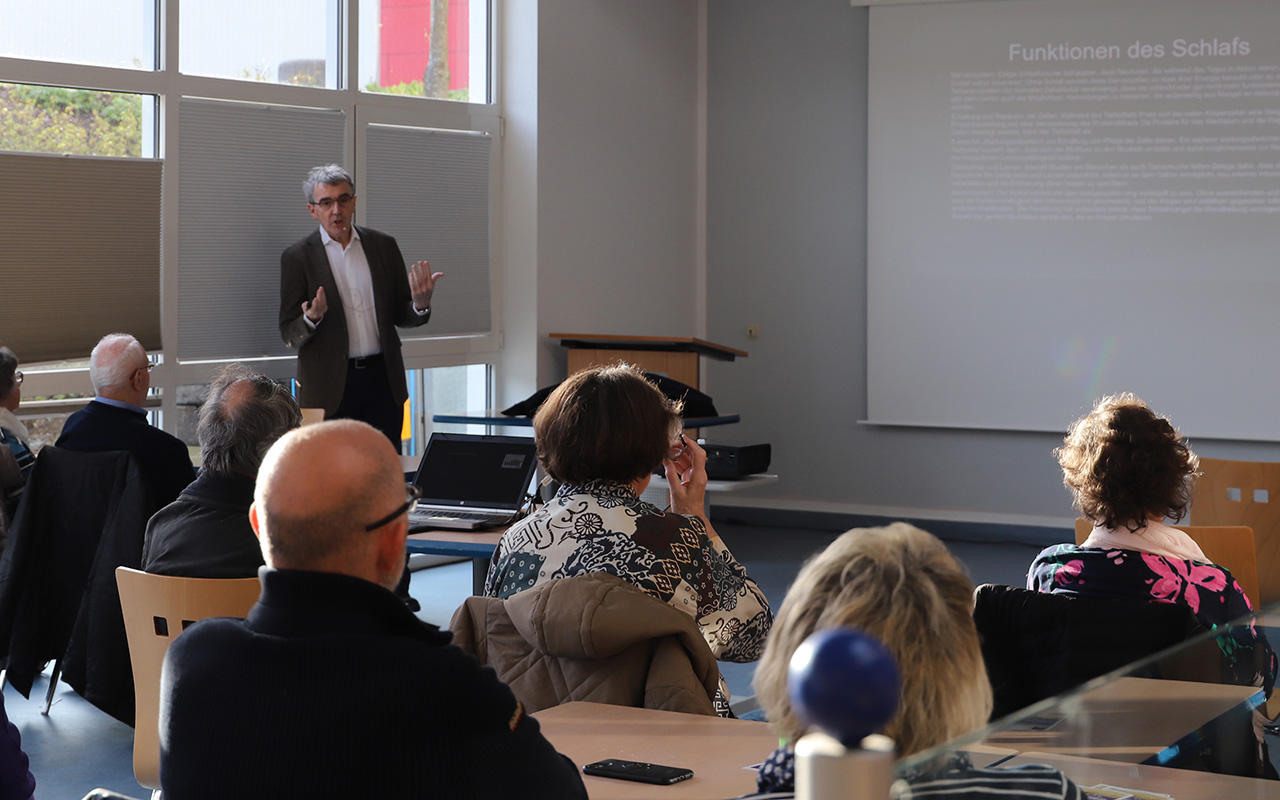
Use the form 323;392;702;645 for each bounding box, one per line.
89;334;147;394
198;364;302;477
303;164;355;203
0;347;18;399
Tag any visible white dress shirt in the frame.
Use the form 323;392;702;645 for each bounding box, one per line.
320;226;382;359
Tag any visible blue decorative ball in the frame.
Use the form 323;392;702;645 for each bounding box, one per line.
788;627;900;747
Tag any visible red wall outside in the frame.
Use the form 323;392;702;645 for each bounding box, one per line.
378;0;470;92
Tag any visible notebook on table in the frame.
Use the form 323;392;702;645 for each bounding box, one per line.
407;432;539;531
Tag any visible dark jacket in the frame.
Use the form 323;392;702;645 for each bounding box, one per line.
142;472;263;578
279;227;430;415
56;400;195;509
160;568;587;800
0;447;152;725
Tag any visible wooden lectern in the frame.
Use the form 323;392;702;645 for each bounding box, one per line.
549;333;747;390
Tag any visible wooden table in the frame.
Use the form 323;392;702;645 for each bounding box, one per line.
983;677;1262;764
1004;752;1276;799
534;702;1019;800
534;702;776;799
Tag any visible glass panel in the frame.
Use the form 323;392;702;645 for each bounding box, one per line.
405;364;491;453
0;84;155;157
359;0;489;102
179;0;337;87
0;0;156;70
892;602;1280;797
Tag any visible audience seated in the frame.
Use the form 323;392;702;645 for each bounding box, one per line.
483;363;772;716
1028;393;1276;692
55;334;194;508
159;420;586;799
142;365;300;577
752;523;1082;799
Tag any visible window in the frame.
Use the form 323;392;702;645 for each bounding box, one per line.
4;0;499;441
179;0;337;87
0;1;156;70
359;0;490;102
0;83;155;158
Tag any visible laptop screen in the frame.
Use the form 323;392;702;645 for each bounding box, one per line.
412;433;539;510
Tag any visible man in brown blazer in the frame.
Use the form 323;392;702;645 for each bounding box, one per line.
279;164;442;452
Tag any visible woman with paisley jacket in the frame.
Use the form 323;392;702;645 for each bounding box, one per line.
483;364;772;715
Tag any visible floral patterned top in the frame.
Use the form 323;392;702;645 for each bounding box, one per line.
484;480;773;665
1028;545;1276;693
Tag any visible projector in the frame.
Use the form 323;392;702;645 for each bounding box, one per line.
703;443;771;481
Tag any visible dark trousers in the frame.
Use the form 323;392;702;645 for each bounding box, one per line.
331;354;404;454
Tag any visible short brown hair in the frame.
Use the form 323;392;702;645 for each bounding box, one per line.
752;523;991;756
1057;393;1197;531
533;364;683;485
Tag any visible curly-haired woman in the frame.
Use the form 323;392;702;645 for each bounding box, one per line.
1029;393;1274;691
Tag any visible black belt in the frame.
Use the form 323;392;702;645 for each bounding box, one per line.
349;353;384;369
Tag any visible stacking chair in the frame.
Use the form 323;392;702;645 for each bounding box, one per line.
116;567;261;790
1188;457;1280;608
1072;518;1261;610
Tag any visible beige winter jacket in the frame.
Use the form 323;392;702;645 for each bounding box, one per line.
449;572;720;716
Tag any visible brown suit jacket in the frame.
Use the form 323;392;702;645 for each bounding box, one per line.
279;226;430;415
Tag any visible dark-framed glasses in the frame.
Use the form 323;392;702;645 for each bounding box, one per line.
309;193;354;210
364;483;422;532
13;371;21;385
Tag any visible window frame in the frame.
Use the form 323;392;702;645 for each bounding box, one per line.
3;0;502;430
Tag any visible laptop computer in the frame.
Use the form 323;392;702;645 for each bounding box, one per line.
407;432;540;531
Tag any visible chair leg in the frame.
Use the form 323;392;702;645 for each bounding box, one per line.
41;659;61;714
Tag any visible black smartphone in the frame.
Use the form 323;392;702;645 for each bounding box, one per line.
582;759;694;785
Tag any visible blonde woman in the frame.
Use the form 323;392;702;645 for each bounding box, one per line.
753;523;1080;798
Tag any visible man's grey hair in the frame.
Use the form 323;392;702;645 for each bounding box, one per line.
198;364;302;477
89;334;147;394
303;164;355;204
0;347;18;399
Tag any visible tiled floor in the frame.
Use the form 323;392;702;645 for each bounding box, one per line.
6;518;1048;799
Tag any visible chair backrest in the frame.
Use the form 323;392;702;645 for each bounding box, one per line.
1188;457;1280;607
1073;518;1261;610
973;583;1206;720
116;566;260;789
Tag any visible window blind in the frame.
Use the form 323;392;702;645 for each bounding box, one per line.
363;124;493;337
177;98;345;361
4;152;162;364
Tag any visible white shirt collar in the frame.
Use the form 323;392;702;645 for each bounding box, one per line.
318;224;361;248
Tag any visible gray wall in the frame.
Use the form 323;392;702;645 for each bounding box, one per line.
499;0;702;405
705;0;1280;525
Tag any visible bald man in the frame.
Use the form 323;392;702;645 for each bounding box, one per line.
158;420;586;799
56;333;195;508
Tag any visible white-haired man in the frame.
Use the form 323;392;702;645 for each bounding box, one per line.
56;333;194;507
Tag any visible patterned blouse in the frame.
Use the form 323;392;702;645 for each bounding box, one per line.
484;480;773;665
1028;545;1276;692
756;747;1082;799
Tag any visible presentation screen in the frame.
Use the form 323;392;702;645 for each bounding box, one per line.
867;0;1280;440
